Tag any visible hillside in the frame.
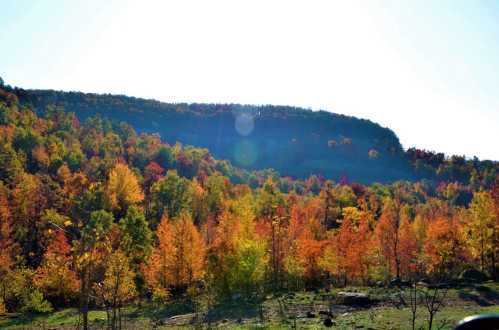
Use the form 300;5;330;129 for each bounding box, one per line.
12;88;412;183
1;83;498;330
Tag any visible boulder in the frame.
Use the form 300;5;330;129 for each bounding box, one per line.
389;278;411;287
306;311;316;318
321;294;335;301
324;318;334;327
319;310;333;317
459;268;488;283
336;292;371;306
417;281;429;287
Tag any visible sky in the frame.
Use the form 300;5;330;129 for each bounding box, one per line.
1;0;499;160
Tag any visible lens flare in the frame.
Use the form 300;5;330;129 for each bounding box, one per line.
235;113;254;136
233;139;258;167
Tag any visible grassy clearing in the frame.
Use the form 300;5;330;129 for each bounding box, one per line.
1;282;498;329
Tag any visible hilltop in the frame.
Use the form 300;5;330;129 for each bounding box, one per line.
13;88;411;183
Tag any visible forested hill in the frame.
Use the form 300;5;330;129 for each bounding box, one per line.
12;87;412;183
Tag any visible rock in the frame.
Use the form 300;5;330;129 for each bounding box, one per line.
306;311;316;318
324;318;334;327
337;292;371;306
459;268;488;283
389;278;410;287
417;281;429;287
321;294;335;301
319;310;333;317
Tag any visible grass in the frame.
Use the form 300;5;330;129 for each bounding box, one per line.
0;308;107;329
1;282;498;329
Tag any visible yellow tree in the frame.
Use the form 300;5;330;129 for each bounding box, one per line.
93;250;136;330
466;191;498;274
207;204;265;298
144;211;205;299
106;163;143;215
170;211;205;288
208;209;241;296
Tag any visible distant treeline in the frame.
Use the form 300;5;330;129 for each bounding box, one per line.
4;85;498;186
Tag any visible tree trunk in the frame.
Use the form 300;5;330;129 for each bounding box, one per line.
80;268;89;330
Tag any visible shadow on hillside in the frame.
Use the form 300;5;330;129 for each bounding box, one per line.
128;300;194;320
205;300;260;322
458;284;499;306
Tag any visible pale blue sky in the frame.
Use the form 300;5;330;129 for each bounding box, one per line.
1;0;498;160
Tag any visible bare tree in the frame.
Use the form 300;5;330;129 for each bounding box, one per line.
408;281;420;330
422;285;448;330
395;280;420;330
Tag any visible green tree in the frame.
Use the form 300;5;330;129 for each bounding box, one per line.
227;239;266;298
119;206;152;263
74;210;114;330
150;170;192;221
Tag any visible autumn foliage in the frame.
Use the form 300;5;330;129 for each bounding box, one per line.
0;87;497;324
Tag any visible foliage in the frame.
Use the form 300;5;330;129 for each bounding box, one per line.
0;86;497;323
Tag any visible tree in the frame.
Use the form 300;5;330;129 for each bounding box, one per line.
35;231;79;305
106;163;144;215
74;210;114;330
320;180;339;228
204;173;227;219
207;209;241;297
255;177;287;289
143;161;164;189
150;170;192;221
332;207;366;285
169;211;205;288
491;179;499;279
93;250;136;330
144;211;205;298
422;286;449;330
423;216;464;277
11;172;47;265
398;213;418;279
373;199;402;280
10;267;53;314
226;239;266;298
0;182;15;313
142;213;175;302
189;177;208;226
284;204;306;289
119;205;152;263
466;191;498;275
297;225;326;284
